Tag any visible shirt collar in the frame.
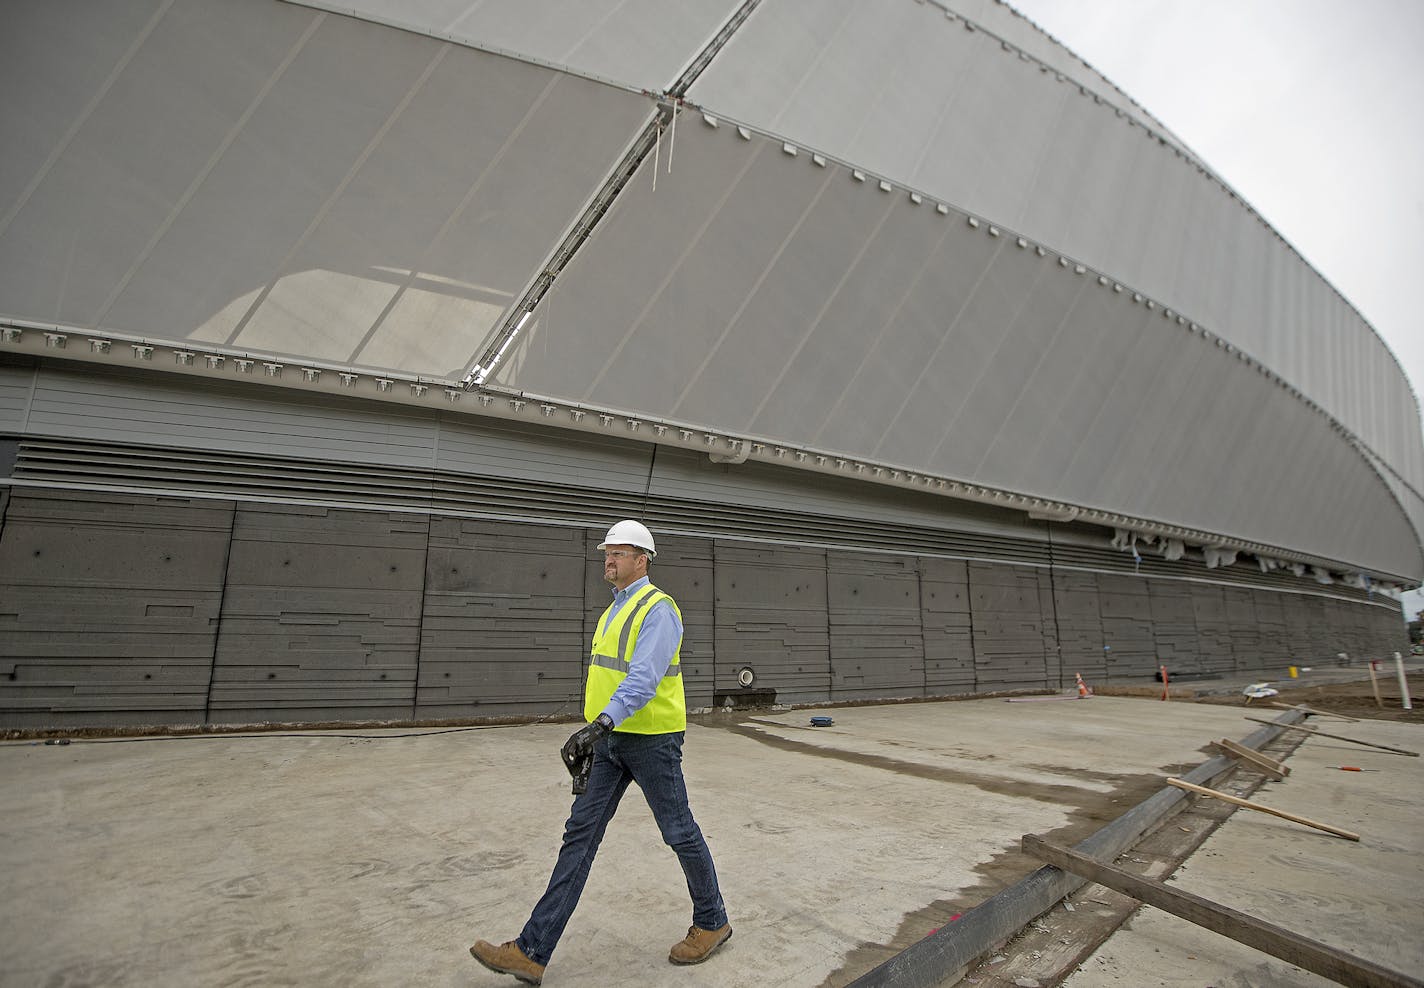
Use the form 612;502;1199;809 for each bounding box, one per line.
614;575;650;602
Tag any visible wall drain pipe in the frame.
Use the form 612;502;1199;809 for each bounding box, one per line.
847;710;1307;988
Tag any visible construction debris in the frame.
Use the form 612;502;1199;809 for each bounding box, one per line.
1266;701;1358;722
1243;716;1420;757
1210;737;1289;779
1165;777;1359;841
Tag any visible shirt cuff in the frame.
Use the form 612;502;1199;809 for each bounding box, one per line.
599;700;629;727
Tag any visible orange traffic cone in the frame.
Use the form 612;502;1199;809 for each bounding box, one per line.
1075;672;1093;697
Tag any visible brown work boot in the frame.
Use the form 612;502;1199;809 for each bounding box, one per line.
469;939;544;985
668;923;732;965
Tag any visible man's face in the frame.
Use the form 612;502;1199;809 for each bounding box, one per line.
603;544;645;589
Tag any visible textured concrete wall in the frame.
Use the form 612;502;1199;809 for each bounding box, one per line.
0;488;1405;730
0;490;232;727
208;504;429;723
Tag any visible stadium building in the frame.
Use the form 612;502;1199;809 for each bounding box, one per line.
2;0;1420;728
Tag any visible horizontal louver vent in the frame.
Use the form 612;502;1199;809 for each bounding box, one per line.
9;436;1383;605
10;438;1054;563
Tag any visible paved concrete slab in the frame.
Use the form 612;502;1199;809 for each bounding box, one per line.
0;691;1417;987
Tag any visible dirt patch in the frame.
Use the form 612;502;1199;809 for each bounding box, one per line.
1091;671;1424;725
1190;672;1424;725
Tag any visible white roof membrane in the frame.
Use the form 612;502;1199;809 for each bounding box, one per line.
688;0;1424;496
491;118;1420;578
285;0;743;92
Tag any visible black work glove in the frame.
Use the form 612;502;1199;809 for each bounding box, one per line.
569;753;593;795
561;714;613;793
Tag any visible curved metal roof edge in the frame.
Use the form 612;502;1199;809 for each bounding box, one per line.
986;0;1195;153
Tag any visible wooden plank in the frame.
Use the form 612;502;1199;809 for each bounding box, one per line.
1211;737;1288;779
1367;663;1385;708
1267;701;1360;722
1243;716;1419;757
1021;834;1423;988
1166;777;1359;841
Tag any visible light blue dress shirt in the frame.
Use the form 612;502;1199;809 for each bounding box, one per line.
599;575;684;727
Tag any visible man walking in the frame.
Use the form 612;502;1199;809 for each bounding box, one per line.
469;520;731;985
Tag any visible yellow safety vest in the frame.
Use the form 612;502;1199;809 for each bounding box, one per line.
584;583;686;734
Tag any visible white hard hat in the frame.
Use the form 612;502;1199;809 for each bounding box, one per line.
599;519;656;557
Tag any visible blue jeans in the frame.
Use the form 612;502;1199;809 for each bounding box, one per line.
517;731;727;966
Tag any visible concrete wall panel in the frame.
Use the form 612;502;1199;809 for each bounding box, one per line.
967;562;1053;692
0;491;231;727
713;543;829;706
419;518;585;719
1051;569;1107;685
207;504;427;723
0;484;1407;729
1097;574;1156;682
1188;584;1236;677
1220;588;1258;670
828;551;924;701
1148;581;1199;673
919;557;975;694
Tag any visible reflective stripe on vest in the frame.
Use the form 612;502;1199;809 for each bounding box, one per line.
584;583;685;734
588;653;682;677
602;582;662;660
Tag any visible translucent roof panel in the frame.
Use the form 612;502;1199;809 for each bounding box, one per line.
0;1;652;380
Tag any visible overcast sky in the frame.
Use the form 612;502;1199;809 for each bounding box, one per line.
1004;0;1424;620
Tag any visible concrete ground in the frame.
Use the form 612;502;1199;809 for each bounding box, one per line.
1;669;1419;987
